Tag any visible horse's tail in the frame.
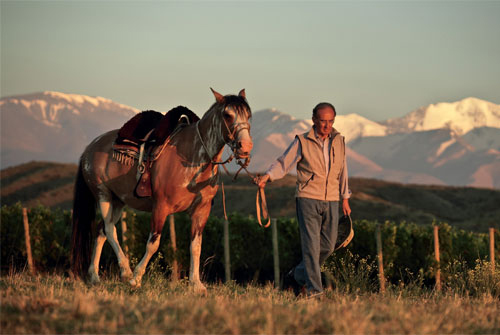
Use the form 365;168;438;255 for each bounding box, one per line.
71;159;96;278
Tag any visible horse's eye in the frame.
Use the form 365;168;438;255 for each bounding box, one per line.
223;112;233;120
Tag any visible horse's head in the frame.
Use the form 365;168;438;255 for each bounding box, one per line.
211;88;253;160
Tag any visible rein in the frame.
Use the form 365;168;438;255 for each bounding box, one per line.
150;125;185;162
232;167;271;228
195;114;271;228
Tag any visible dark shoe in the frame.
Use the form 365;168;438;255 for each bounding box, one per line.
283;268;303;297
321;271;335;290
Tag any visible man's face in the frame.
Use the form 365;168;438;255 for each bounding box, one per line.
312;107;335;138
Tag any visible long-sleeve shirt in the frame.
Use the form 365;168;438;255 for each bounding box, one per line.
265;135;352;200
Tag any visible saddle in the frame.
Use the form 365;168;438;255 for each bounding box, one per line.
112;106;200;198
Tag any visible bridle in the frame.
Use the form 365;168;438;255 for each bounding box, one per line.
221;115;252;159
196;106;252;169
196;106;271;228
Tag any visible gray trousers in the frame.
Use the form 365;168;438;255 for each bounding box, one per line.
294;197;339;294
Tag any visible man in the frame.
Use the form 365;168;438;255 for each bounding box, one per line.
255;102;351;298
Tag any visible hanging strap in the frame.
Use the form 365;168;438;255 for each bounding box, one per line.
256;185;271;228
221;182;228;221
136;142;146;181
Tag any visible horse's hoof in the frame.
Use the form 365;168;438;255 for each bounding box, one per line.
191;283;207;296
198;287;208;296
88;274;100;285
121;270;133;282
129;278;141;288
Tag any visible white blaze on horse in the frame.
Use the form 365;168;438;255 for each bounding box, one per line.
71;88;252;292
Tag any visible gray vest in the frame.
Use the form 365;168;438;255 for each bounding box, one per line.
296;128;345;201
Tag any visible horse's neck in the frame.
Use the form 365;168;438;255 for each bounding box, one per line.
197;109;225;160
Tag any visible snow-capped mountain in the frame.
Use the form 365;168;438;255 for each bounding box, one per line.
251;97;500;146
4;91;137;128
382;97;500;135
1;91;138;168
335;113;387;142
250;109;388;144
349;127;500;187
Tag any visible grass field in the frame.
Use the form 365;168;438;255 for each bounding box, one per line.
1;271;499;334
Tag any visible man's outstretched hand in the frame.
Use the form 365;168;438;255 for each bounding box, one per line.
254;174;270;188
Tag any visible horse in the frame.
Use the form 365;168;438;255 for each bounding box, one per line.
71;88;252;292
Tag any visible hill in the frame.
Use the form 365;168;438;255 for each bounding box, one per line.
0;161;77;209
1;161;499;232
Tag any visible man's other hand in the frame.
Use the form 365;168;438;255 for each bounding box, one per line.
342;199;351;216
254;174;270;188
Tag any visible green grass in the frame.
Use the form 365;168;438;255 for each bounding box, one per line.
1;272;499;334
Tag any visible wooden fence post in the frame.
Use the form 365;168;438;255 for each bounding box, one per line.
271;218;280;288
22;208;35;275
223;218;231;282
169;215;179;281
433;225;441;291
490;228;496;273
375;223;385;293
121;211;128;256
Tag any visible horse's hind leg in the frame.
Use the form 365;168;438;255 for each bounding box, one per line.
97;197;133;281
88;221;107;284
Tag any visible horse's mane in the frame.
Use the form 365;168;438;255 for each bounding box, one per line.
206;94;251;119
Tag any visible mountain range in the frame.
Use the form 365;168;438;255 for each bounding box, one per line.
247;100;500;188
0;91;138;167
1;91;499;188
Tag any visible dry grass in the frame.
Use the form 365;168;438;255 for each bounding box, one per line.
1;272;499;334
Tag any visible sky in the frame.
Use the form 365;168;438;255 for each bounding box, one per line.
1;0;500;122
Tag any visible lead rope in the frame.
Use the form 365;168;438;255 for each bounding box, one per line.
196;121;270;227
237;169;271;228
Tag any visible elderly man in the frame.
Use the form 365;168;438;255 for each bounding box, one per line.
255;102;351;298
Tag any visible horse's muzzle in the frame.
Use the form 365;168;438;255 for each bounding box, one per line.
236;139;253;159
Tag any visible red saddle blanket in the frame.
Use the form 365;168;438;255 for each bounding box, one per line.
116;106;199;147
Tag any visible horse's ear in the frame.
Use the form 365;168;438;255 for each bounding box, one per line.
238;89;246;99
210;88;224;103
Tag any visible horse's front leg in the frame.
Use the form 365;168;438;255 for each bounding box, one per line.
189;204;211;294
130;203;169;288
